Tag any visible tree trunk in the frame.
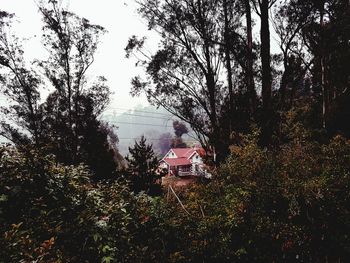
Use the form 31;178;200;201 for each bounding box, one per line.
245;0;256;114
280;53;289;107
223;0;234;126
197;0;217;128
320;3;327;129
260;0;272;145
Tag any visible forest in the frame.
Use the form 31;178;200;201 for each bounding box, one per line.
0;0;350;262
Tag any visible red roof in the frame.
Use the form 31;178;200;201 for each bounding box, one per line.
161;147;206;167
172;148;193;158
162;158;191;166
172;147;205;158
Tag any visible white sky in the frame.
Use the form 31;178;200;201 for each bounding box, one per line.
1;0;152;112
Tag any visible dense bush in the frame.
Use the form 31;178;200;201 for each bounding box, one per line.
1;130;350;262
0;146;148;262
137;132;350;263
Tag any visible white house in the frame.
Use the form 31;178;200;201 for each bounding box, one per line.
159;147;211;178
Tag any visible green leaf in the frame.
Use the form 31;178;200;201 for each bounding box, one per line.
0;194;8;202
93;233;101;242
102;245;110;253
102;256;113;263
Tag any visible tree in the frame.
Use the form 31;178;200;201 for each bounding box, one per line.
0;1;119;180
37;1;110;163
280;0;350;135
126;0;253;163
244;0;257;113
125;136;161;195
252;0;277;145
0;11;41;147
272;0;308;108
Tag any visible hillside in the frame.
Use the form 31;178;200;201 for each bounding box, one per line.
102;105;194;156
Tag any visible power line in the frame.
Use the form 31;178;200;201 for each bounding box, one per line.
118;138;169;140
104;112;174;121
118;137;197;141
109;121;172;128
105;106;172;116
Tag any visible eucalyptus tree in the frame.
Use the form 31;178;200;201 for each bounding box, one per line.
0;1;119;179
272;0;310;108
126;0;251;162
0;11;42;146
252;0;278;145
244;0;257;112
282;0;350;133
37;0;111;163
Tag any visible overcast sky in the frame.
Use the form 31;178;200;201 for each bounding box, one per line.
1;0;153;112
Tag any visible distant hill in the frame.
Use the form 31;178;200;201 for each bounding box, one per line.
102;105;195;157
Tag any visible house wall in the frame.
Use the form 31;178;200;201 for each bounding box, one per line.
190;153;203;173
164;150;177;159
160;149;205;177
190;153;202;164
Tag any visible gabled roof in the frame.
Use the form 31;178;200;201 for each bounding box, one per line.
188;147;206;158
171;148;205;159
172;148;193;158
160;147;206;167
161;158;192;166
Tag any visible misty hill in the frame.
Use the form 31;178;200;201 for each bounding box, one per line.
102;105;195;157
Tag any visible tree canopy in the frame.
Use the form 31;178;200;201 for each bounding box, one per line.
127;0;350;161
0;1;120;180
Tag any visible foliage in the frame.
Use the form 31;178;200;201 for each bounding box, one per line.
125;136;162;195
130;130;350;263
216;132;350;262
1;120;350;262
0;1;119;180
0;145;149;262
126;0;256;161
129;0;350;160
1;0;350;262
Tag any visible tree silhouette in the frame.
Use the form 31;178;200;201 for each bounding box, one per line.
0;2;119;180
125;136;161;195
126;0;253;162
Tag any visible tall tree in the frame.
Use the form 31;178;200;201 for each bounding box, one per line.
244;0;257;113
37;0;109;162
223;0;234;121
272;0;309;108
253;0;276;144
0;1;119;179
0;11;41;146
126;0;249;162
285;0;350;133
